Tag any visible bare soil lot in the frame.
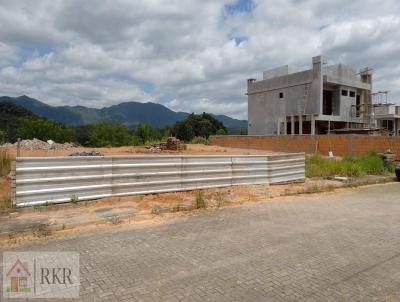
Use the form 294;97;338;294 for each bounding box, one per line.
4;144;279;157
1;178;346;246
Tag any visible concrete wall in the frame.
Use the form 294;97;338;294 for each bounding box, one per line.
323;64;371;90
211;135;400;159
248;68;317;135
263;65;299;80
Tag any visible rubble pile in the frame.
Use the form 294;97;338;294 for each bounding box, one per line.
1;138;77;150
69;151;104;156
166;137;185;151
146;137;186;153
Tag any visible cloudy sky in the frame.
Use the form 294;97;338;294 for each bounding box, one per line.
0;0;399;119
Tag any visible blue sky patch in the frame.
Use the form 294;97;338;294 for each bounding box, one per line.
139;82;155;94
231;36;248;46
20;45;55;58
224;0;254;15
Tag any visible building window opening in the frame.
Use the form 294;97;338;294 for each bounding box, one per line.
279;92;284;99
349;91;355;97
382;120;394;133
356;95;361;117
323;90;333;115
341;90;348;96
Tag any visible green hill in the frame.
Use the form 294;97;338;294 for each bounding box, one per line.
0;95;248;129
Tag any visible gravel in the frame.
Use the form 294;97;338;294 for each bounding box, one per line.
2;138;77;150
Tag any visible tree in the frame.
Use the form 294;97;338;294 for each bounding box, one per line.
89;121;132;147
172;113;227;141
132;124;162;145
0;102;34;142
17;118;75;143
74;125;94;146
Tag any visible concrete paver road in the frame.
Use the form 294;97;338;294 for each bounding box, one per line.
2;183;400;301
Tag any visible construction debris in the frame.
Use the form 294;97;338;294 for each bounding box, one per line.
2;139;77;150
69;151;104;157
146;137;186;153
166;137;185;151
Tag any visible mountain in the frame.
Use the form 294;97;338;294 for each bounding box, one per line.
0;95;248;129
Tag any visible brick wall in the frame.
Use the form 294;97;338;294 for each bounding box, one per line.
210;135;400;159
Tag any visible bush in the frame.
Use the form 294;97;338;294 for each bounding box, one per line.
306;153;391;178
190;136;210;145
357;152;388;175
216;129;226;135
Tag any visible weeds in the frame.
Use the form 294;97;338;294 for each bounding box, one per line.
190;137;210;145
108;216;122;225
195;190;206;208
0;148;11;177
306;152;392;178
70;195;79;204
34;224;51;237
0;195;13;210
214;192;226;208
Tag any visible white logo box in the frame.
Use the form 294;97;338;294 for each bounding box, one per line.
3;251;80;299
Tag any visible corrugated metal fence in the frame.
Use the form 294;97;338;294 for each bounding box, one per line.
14;153;305;207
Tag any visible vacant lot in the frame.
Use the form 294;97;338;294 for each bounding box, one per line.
3;143;279;157
0;144;283;209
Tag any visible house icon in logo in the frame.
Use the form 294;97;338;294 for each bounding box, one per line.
6;259;31;293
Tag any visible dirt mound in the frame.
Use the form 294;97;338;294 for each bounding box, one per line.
2;139;77;151
147;137;186;153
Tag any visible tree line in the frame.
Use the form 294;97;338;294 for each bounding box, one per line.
0;102;242;147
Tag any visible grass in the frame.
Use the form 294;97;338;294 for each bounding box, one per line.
34;223;52;237
0;148;11;177
70;195;79;204
195;190;206;208
306;152;394;178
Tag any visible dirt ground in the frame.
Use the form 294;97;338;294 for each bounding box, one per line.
0;178;346;246
4;144;279;158
0;177;10;198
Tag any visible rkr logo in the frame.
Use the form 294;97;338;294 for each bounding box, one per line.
3;252;80;299
41;267;73;285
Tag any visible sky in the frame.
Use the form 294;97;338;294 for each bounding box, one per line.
0;0;399;119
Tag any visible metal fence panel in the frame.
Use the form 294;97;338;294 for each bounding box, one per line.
15;153;305;207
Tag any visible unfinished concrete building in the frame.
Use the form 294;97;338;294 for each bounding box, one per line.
247;55;373;135
373;103;400;136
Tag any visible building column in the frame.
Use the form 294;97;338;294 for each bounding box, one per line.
284;117;287;135
277;119;281;136
311;115;316;135
299;115;303;135
291;116;295;135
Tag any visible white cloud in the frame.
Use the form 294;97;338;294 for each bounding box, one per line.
0;0;399;119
